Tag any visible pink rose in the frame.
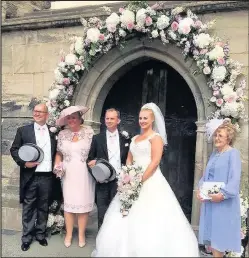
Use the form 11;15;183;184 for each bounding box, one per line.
99;34;105;41
216;98;224;107
217;57;225;65
194;20;203;28
127;22;134;30
63;78;70;86
171;21;179;31
60;56;65;62
75;60;82;66
213;90;220;96
180;24;191;34
145;16;152;26
225;95;237;103
123;174;131;184
119;7;124;13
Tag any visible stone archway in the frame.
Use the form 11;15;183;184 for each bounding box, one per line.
74;38;214;233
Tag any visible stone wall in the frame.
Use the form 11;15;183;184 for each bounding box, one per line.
2;4;248;230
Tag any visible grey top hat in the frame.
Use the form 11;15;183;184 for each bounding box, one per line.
18;143;44;163
88;159;117;183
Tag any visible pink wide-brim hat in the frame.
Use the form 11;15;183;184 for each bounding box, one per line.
56;105;89;126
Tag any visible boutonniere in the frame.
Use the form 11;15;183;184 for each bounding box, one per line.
121;130;130;139
49;126;58;133
125;143;129;147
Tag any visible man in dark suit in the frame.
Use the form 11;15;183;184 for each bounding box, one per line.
10;103;61;251
88;108;131;229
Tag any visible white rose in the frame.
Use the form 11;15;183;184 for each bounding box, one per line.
74;37;85;55
193;33;212;49
136;8;146;26
178;17;193;35
49;126;57;133
65;53;77;66
156;15;170;30
129;169;136;177
106;12;120;32
151;30;159;38
203;66;211;75
120;10;135;27
210;96;217;102
75;65;81;71
49;88;60;100
211;66;227;82
55;84;65;90
86;28;101;43
64;100;70;106
208;45;224;60
58;62;66;68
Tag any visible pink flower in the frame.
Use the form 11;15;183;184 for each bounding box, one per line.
217;57;225;65
119;7;124;13
127;22;134;30
179;24;191;34
194;20;203;28
171;21;179;31
75;60;82;66
193;49;199;56
213;90;220;96
60;56;65;62
225;95;237;103
216;42;224;47
123;174;131;184
63;78;70;86
145;16;152;26
99;34;105;41
216;98;224;107
200;49;208;55
107;24;116;33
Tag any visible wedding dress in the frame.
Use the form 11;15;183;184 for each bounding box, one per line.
92;133;200;257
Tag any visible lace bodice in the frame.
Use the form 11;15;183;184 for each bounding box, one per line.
129;133;161;171
57;126;93;163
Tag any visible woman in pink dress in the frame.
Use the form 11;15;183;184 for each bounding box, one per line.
53;106;95;248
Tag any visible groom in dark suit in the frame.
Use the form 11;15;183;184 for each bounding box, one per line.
88;108;131;229
10;103;61;251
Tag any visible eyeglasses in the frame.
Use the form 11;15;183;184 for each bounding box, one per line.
33;110;48;114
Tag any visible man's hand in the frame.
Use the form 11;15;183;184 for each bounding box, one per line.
88;160;97;168
25;162;39;168
208;193;224;203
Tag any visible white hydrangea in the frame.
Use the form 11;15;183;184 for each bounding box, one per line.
208;45;224;60
220;84;234;96
151;30;159;38
193;33;212;48
86;28;100;43
54;68;64;84
65;53;77;66
220;102;244;118
136;8;146;26
120;10;135;27
74;37;85;55
64;100;70;106
156;15;170;30
49;88;60;100
168;30;177;40
211;66;227;82
146;6;156;16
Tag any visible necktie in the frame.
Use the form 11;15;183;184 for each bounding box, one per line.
40;127;45;136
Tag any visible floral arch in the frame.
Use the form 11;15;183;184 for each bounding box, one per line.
46;1;247;133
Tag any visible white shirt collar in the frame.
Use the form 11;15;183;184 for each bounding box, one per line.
34;122;47;130
106;129;118;137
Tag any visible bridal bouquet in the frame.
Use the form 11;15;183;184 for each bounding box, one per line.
117;164;143;217
53;162;65;179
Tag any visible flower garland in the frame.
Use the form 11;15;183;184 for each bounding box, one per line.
46;1;247;133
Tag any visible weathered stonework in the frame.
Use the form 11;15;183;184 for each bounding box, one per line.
1;1;248;236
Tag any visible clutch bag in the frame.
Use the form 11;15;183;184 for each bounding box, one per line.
200;181;225;200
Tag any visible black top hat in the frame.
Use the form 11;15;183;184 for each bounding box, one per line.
18;143;44;163
88;158;117;183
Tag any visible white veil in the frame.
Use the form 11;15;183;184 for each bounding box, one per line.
141;102;168;145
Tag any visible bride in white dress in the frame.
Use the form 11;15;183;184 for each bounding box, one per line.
92;103;199;257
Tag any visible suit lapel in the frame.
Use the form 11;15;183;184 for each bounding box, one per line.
30;123;37;144
47;125;55;155
119;132;124;161
101;132;108;159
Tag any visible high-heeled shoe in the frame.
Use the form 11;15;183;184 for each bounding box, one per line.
64;237;72;248
78;241;86;248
